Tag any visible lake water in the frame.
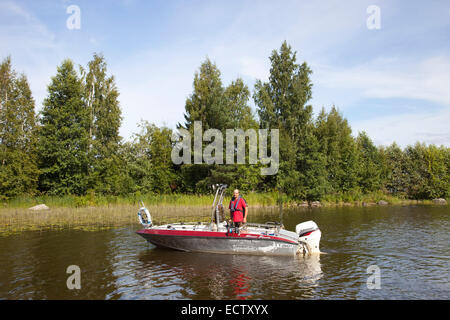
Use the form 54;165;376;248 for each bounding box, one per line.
0;205;448;299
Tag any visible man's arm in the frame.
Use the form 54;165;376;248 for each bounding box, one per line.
243;206;248;223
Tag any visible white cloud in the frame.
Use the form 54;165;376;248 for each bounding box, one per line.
352;107;450;147
314;56;450;107
1;0;448;148
311;56;450;147
111;46;199;140
0;1;63;114
0;1;56;50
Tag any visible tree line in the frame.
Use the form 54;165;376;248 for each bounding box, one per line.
0;42;449;201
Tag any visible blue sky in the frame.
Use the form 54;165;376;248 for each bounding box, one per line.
1;0;449;147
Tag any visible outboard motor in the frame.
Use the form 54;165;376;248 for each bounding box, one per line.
296;221;321;254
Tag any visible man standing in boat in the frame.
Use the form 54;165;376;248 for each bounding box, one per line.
229;189;248;229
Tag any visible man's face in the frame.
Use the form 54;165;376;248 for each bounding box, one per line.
233;190;239;198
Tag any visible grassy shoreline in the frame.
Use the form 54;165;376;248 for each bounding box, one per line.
0;193;447;235
2;191;448;208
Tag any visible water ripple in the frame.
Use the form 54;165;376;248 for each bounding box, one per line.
1;206;449;299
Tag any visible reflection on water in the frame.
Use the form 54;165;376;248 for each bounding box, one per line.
0;205;448;299
123;248;322;300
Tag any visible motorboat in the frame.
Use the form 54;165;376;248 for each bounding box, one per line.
136;184;322;256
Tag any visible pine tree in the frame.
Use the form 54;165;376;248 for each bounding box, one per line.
199;78;261;191
224;78;257;130
315;106;359;194
38;59;90;195
383;143;408;196
177;58;225;192
0;57;39;198
81;53;123;194
253;41;318;199
178;59;262;192
356;131;384;193
181;58;227;131
254;41;313;138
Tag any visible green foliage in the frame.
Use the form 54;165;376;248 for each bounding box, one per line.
224;78;258;130
124;121;177;194
178;58;261;193
383;143;408;196
181;58;228;131
0;57;39;198
423;145;449;199
300;130;330;200
402;143;449;199
38;59;90;195
315;107;358;193
356;131;384;193
1;44;449;202
81;53;124;195
254;41;323;199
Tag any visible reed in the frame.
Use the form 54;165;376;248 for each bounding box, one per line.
0;192;446;235
0;203;279;235
2;192;283;209
2;191;446;210
0;204;213;235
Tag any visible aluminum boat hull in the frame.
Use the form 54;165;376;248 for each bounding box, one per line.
136;228;300;256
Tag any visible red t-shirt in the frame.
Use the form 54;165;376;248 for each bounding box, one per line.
229;197;247;222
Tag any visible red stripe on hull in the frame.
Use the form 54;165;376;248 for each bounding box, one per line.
136;228;298;245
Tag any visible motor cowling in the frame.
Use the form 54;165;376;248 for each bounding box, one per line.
296;221;321;254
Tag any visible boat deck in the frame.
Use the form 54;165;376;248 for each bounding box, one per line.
137;222;300;245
